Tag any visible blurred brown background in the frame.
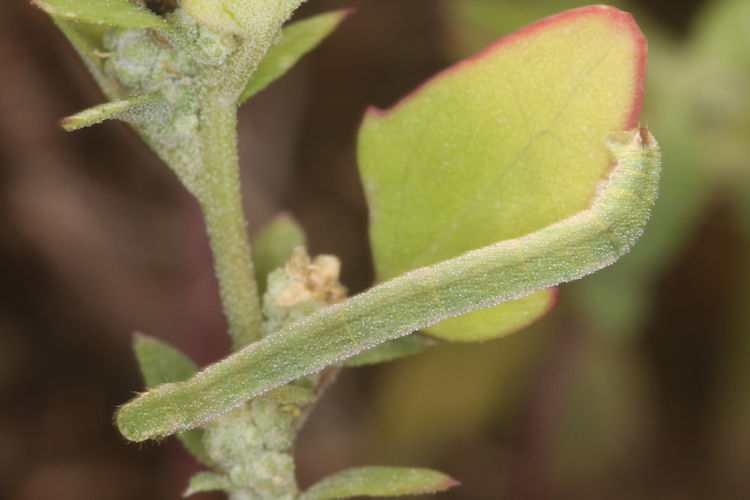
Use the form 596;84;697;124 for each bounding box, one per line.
1;0;749;499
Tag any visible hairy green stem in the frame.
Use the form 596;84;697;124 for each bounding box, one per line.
197;100;262;349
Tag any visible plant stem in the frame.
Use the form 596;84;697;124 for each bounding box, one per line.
197;99;262;349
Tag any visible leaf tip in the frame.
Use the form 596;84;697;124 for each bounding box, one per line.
438;476;462;491
269;210;296;223
131;331;154;352
334;7;357;19
364;105;386;119
58;117;76;132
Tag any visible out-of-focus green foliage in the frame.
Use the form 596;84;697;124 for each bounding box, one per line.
369;324;550;459
548;337;651;490
700;0;750;468
689;0;750;181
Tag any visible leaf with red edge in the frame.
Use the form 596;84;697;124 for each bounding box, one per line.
358;5;646;341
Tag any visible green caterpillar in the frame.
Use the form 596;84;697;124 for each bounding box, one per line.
117;128;661;442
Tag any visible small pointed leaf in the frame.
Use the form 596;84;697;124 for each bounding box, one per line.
132;334;215;467
239;10;351;103
31;0;167;28
343;334;432;367
358;5;646;341
299;466;459;499
133;333;197;387
60;92;161;131
252;214;306;296
183;471;230;497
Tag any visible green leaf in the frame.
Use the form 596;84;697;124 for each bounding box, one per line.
689;0;750;176
691;0;750;63
299;466;459;499
132;334;215;467
251;214;306;296
180;0;305;38
184;471;230;496
239;10;351;103
116;128;660;442
343;335;432;367
60;92;162;131
31;0;166;28
133;333;198;387
358;5;646;341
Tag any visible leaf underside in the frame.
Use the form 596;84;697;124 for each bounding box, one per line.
239;10;350;103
